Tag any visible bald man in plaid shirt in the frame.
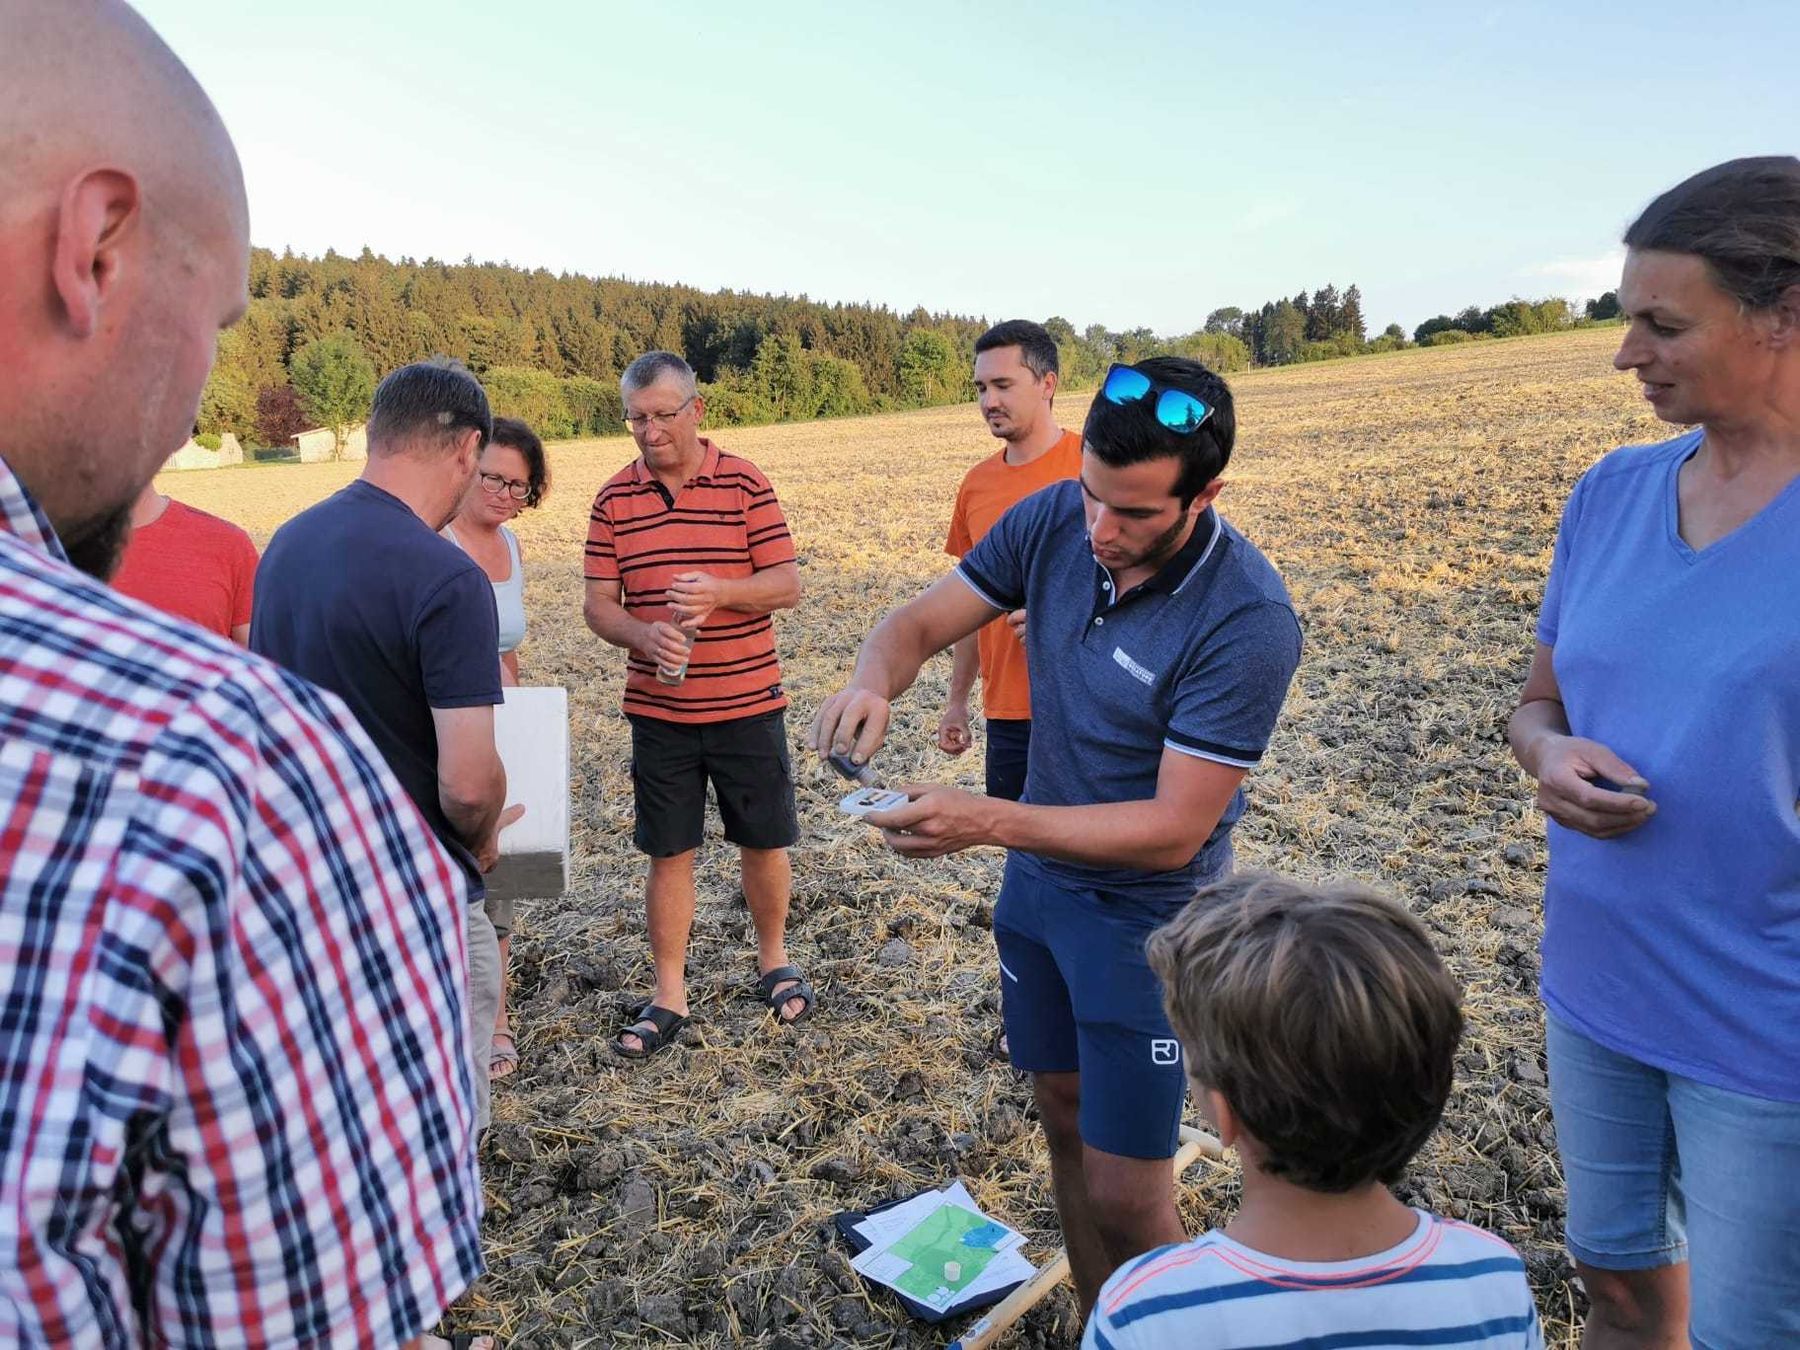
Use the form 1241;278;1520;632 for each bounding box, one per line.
0;2;486;1345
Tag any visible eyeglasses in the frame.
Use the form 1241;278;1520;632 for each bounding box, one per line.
1100;364;1215;434
623;395;695;431
479;471;532;502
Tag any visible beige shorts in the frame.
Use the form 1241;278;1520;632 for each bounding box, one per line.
483;892;515;940
465;900;501;1134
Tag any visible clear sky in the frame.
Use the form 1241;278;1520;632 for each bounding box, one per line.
137;0;1798;336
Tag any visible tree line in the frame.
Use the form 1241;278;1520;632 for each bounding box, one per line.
196;247;1612;452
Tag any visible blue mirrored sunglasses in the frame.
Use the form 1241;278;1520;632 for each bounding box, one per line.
1100;364;1214;434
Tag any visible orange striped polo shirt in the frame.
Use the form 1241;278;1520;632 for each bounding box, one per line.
584;439;796;724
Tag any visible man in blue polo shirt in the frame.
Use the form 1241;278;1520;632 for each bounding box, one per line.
812;356;1302;1315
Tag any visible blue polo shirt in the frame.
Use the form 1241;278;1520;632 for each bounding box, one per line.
957;480;1302;906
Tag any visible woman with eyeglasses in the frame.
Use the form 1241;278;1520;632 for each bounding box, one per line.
445;415;549;1083
1509;157;1800;1346
446;417;548;687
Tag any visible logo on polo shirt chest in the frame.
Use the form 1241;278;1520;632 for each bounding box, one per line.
1112;646;1156;686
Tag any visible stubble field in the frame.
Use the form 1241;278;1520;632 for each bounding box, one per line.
163;325;1659;1348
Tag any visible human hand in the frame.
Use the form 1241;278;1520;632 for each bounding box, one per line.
1006;609;1027;643
1529;735;1655;839
476;803;527;873
864;784;999;858
641;620;696;670
936;701;972;756
667;570;728;627
810;687;892;768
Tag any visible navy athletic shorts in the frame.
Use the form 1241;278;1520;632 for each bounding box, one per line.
992;852;1194;1159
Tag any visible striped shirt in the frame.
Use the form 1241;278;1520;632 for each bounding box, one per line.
1083;1210;1544;1350
0;455;484;1346
585;439;797;724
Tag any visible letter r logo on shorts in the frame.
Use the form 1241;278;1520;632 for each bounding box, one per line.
1150;1038;1181;1066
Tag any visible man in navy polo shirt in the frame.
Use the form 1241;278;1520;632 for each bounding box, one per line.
812;356;1302;1314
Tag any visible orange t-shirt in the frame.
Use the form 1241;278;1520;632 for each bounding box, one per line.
111;498;258;639
944;428;1083;720
585;439;797;724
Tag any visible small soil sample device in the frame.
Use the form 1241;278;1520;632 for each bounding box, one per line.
839;785;911;816
826;751;907;815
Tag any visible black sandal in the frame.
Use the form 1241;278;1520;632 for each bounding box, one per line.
756;965;816;1026
612;1004;689;1059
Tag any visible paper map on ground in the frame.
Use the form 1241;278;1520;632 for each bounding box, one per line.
850;1181;1036;1312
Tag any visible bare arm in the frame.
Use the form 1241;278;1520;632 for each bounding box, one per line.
871;747;1244;872
936;633;980;755
583;578;691;670
500;650;520;686
810;573;1002;763
431;704;506;867
1508;642;1655;839
667;561;801;625
229;622;250;646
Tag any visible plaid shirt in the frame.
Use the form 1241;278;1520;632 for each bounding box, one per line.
0;457;484;1346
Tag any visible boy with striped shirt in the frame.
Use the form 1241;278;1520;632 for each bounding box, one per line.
1085;874;1543;1350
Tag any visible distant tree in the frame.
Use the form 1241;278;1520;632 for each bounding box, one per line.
1454;306;1488;334
1305;283;1341;341
254;383;309;449
197;359;255;438
1203;306;1245;338
1262;300;1308;364
1382;322;1406;341
289;332;376;459
1340;285;1367;343
1585;290;1621;320
897;328;962;406
1413;314;1459;344
1168;331;1252;373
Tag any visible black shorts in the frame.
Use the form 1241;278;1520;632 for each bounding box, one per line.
627;709;800;857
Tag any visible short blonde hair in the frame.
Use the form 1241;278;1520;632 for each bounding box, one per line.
1147;872;1463;1192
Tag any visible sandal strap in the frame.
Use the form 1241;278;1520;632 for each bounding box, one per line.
622;1004;685;1037
756;965;805;998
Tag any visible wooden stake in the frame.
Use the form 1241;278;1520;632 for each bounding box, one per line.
946;1124;1223;1350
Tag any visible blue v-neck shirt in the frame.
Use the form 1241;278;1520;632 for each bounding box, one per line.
1539;429;1800;1101
957;480;1302;907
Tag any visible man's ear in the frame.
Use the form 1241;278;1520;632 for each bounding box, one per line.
458;428;485;470
1190;477;1226;514
53;169;141;339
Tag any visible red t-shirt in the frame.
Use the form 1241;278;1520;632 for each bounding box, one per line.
112;498;259;639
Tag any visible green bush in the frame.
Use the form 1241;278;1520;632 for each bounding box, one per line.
193;431;223;451
1421;329;1476;346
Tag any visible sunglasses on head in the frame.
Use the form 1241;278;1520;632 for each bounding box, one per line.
1100;364;1215;434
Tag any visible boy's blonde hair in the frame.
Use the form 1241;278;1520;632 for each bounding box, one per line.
1147;873;1463;1192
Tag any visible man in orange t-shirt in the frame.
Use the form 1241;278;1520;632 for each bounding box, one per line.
940;320;1082;800
111;482;258;642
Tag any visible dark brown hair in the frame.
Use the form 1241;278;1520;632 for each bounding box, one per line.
488;416;549;507
1147;873;1464;1193
1624;156;1800;310
367;355;491;455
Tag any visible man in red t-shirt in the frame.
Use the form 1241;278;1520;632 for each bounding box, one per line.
112;482;258;641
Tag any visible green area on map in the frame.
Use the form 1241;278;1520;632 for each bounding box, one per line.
889;1204;1000;1301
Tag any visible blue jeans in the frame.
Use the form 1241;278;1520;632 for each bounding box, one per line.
1546;1012;1800;1348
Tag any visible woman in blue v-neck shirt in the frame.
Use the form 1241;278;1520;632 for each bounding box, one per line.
1510;157;1800;1348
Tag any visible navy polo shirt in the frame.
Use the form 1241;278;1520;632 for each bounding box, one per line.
957;479;1301;906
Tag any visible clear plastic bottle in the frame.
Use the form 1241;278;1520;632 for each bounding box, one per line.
656;626;697;686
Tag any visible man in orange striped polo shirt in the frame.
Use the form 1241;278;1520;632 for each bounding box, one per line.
583;351;808;1059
